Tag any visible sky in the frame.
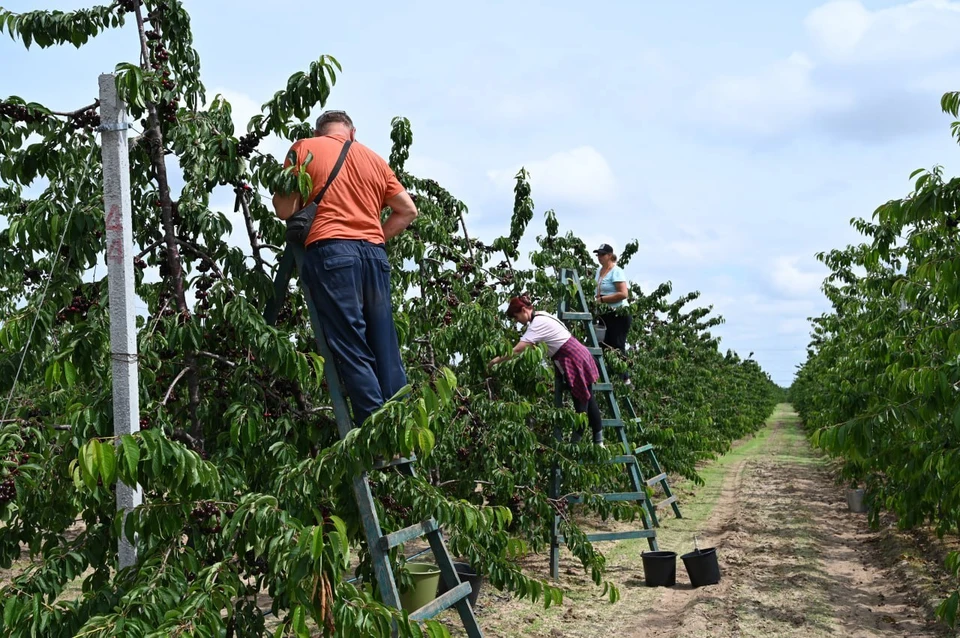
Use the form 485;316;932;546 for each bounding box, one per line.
5;0;960;387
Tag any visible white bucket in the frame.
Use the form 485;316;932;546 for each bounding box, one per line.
593;323;606;344
845;488;867;513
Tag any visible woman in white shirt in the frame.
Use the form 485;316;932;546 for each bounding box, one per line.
489;296;604;445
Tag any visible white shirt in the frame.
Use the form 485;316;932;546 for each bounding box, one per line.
520;312;571;357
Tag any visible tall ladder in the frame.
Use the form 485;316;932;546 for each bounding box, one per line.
264;245;483;637
548;267;680;578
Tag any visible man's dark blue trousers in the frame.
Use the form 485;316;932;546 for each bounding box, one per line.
301;239;407;426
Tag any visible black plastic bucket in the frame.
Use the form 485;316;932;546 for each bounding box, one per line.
436;562;483;606
641;551;677;587
681;547;720;587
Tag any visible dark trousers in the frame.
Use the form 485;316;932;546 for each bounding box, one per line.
558;373;603;444
599;311;632;354
301;239;407;426
571;392;604;444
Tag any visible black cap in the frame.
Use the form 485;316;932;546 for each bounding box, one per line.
593;243;614;255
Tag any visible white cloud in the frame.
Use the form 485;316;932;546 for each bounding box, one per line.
770;256;825;298
694;53;852;135
805;0;960;64
486;146;616;206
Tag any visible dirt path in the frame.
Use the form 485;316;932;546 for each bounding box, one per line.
468;405;955;637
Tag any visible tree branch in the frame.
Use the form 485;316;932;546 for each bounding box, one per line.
136;237;164;261
134;2;203;442
161;367;190;406
237;191;267;275
47;101;100;118
175;238;224;278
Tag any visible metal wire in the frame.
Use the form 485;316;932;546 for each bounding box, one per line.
2;139;101;425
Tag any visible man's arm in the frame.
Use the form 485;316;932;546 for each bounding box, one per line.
382;190;418;241
272;191;302;221
272;144;305;220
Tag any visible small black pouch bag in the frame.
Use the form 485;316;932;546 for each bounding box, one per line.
284;139;352;245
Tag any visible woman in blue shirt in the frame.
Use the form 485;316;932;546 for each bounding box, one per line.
593;243;631;354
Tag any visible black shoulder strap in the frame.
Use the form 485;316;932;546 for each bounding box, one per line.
311;139;352;206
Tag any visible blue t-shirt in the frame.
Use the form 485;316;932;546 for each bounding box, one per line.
596;266;628;309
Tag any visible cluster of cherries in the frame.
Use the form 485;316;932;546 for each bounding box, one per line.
70;108;100;131
0;452;29;505
193;271;221;320
190;500;222;535
0;479;14;504
57;288;97;324
0;101;43;125
237;132;265;158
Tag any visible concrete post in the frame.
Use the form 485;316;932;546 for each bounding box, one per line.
98;73;142;569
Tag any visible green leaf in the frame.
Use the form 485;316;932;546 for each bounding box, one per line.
120;434;140;483
62;360;77;388
97;440;117;486
79;440;99;489
937;591;959;628
310;525;324;561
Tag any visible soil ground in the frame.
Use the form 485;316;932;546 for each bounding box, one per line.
452;404;958;637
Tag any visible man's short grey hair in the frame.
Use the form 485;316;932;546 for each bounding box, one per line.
315;110;354;134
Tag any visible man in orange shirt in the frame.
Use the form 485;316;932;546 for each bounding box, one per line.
272;110;418;426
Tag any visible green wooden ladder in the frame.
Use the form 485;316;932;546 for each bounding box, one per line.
548;267;681;578
265;246;483;637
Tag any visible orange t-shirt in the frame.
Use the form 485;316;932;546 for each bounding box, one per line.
283;134;404;245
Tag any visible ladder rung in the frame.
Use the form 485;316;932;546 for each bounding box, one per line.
607;455;637;465
646;473;667;487
587;347;603;356
656;496;679;509
379;519;438;551
593;383;613;392
567;491;646;504
559;311;593;321
601;418;623;428
634;444;653;454
408;582;472;621
373;456;415;470
558;530;657;543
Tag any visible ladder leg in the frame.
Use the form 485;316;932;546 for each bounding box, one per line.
353;474;403;608
645;449;683;519
425;528;483;638
550;372;564;580
619;426;660;530
549;462;562;579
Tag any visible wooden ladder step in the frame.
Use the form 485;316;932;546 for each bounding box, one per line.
587;347;603;356
567;491;646;504
558;529;658;543
607;455;637;465
600;418;623;428
409;582;473;621
646;473;667;487
593;382;614;392
559;311;593;321
373;455;416;470
379;519;438;550
655;496;679;509
634;444;653;454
